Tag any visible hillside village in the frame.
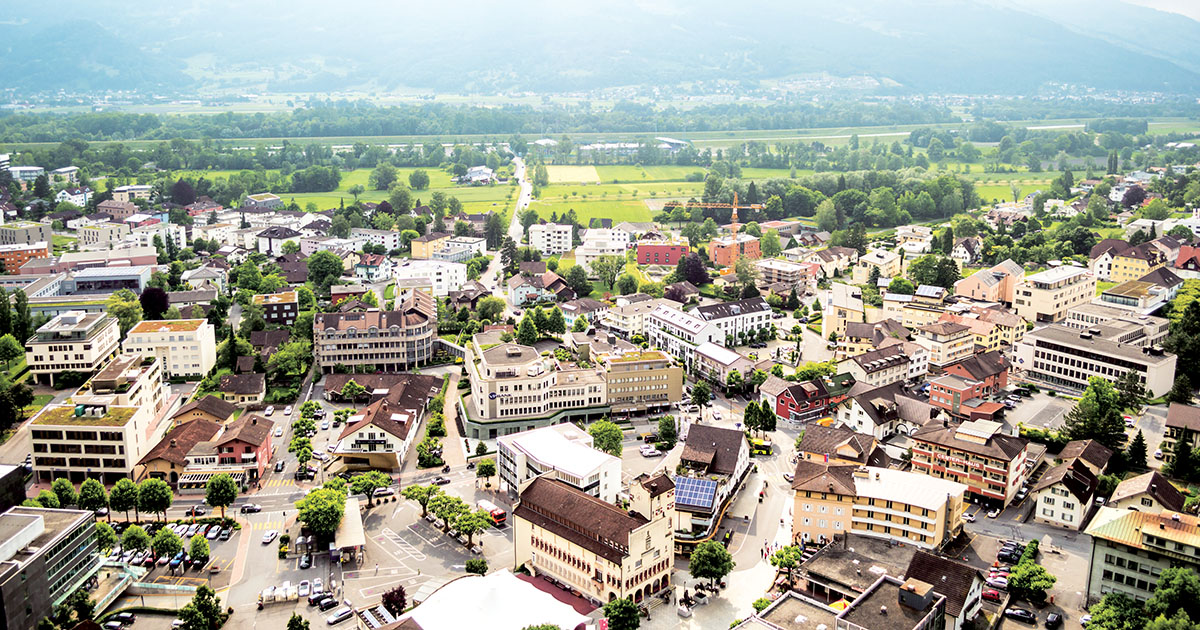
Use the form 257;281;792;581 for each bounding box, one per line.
0;136;1200;630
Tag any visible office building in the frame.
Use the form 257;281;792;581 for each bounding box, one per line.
910;420;1030;507
1014;266;1097;323
1085;508;1200;604
25;311;120;386
914;321;973;367
823;283;864;339
77;222;131;246
60;266;151;295
1015;323;1177;397
0;507;102;630
314;292;437;373
600;349;683;416
124;319;217;379
111;185;152;202
497;424;621;502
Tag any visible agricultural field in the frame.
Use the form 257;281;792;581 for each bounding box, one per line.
263;167;516;219
546;165;601;183
528;198;657;225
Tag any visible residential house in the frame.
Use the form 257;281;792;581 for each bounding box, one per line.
904;551;986;630
97;200;137;220
695;297;773;345
950;237;982;267
852;249;902;284
216;374;265;405
812;246;859;278
1163;403;1200;464
354;253;393;282
410;232;452;259
1058;439;1114;477
169;396;238;426
1032;459;1098;529
795;424;890;468
677;425;750;536
953;259;1024;305
1107;471;1186;514
507;270;574;306
837;381;937;441
334;376;440;471
645;305;723;371
838;319;910;359
762;377;835;426
241;193;282;209
941;351;1010;397
54;186;91;207
914;321;973;367
694;342;754;389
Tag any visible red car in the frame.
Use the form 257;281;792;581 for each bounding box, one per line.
982;589;1002;602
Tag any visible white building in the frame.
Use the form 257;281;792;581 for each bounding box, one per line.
392;259;466;297
1031;459;1097;530
54;186;91;207
496;424;621;503
1016;323;1177;397
694;297;773;345
26;311;121;386
575;228;630;271
528;223;573;256
123;319;217;379
351;227;403;252
645;305;723;370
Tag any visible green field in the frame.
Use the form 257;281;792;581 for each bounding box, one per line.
261;167;516;219
528;198;655;225
546;165;601;183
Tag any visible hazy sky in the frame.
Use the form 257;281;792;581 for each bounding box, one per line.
1124;0;1200;20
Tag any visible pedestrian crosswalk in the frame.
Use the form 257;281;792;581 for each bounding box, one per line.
260;479;299;489
249;518;288;531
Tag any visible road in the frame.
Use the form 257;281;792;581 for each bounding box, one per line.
475;156;531;319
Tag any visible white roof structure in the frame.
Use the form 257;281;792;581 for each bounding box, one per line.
853;467;967;511
497;424;617;480
398;569;589;630
695;341;747;367
649;305;709;334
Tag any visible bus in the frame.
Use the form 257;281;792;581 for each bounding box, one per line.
749;438;773;456
477;499;507;526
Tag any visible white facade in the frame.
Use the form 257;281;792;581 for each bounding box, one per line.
26;312;121;386
55;187;90;207
496;424;622;502
529;223;573;256
1034;483;1089;530
645;305;723;370
351;228;403;252
695;297;773;343
392;260;466;297
575;229;630;271
123;319;218;379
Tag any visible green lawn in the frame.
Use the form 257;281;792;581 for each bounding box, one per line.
528;199;656;225
52;234;76;253
22;393;53;418
740;167;809;180
1096;280;1117;296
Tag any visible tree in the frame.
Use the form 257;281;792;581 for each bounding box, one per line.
602;598;641;630
1168;374;1193;404
287;613;311;630
692;382;712;408
177;584;223;630
887;278;915;295
770;546;805;589
1086;592;1142;630
350;471;392;506
35;490;59;508
588;420;623;456
1009;560;1056;602
1127;430;1148;470
95;521;117;551
1115;370;1147;411
268;339;311;380
544;307;567;334
0;287;10;338
564;265;592;298
307;250;345;293
476;458;496;483
429;493;469;533
761;229;782;257
76;478;108;515
296;487;347;539
591;255;624;290
106;289;143;337
1167;437;1195;481
110;478;139;521
1145;568;1200;623
121;525;150;553
0;334;22;370
616;273;639;295
726;369;744;392
401;484;440;518
51;478;77;507
689;540;735;587
152;527;183;559
381;585;407;617
204;474;238;519
370;163;398;190
517;313;539;346
1063;376;1127;451
137;478;174;522
658;416;678;449
456;509;495;547
409;169;431;190
11;290;29;344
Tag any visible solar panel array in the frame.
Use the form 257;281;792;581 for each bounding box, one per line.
673;476;717;509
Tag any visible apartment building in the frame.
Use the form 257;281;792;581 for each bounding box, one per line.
928;374;1005;422
0;242;48;273
112;185;152;202
601;298;676;339
1084;508;1200;604
756;258;815;291
576;229;630;271
823;283;864;339
252;290;299;326
0;507;102;630
410;232;451;259
711;234;760;267
78;222;130;246
645;305;723;371
1015;324;1177;397
838;319;911;360
695;297;772;345
837;381;937;441
0;221;51;246
695;342;755;388
25;311;120;386
599;349;683;416
910;419;1030;507
392;259;466;297
852;249;902;284
466;342;607;438
882;293;945;329
124;319;217;379
914;321;973;367
1111;244;1168;284
790;464;966;549
350;227;403;252
497;424;622;502
953;260;1024;305
1014;266;1097;323
528;223;574;256
96;200;137;220
837;344;910;387
636;241;688;266
31;354;169;484
812;246;858;278
313;292;436;373
514;473;675;607
1162;403;1200;465
795;424;890;468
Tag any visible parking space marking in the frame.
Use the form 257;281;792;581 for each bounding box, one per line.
381;527;428;561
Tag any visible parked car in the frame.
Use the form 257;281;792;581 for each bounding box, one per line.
1004;608;1037;624
103;622;123;630
113;613;137;625
317;596;339;611
206;526;221;540
963;512;975;523
982;589;1002;602
265;406;275;416
300;554;313;570
299;580;311;597
219;527;232;541
314;578;323;594
327;606;354;625
639;446;662;457
1155;449;1164;459
321;420;330;430
285;405;293;416
1046;613;1063;629
262;530;279;544
373;487;395;497
274;426;284;438
987;577;1009;589
987;509;1000;518
275;460;286;473
1080;614;1092;627
309;592;329;606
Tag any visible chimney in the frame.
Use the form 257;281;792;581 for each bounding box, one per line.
880;606;888;615
252;417;257;425
170;439;176;448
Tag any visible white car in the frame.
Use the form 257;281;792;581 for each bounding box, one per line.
986;576;1008;589
274;427;284;438
265;406;275;416
987;509;1000;518
262;530;279;544
285;405;293;416
1155;449;1164;459
963;512;976;523
313;578;324;594
299;580;311;597
639;446;662;457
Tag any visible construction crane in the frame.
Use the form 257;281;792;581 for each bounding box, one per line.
661;192;763;236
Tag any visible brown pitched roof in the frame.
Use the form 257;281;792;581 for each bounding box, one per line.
1166;403;1200;432
947;351;1010;381
323;373;441;400
335;375;442;442
797;424;891;468
1058;439;1113;471
171;396;238;423
235;356;256;373
1110;471;1186;512
218;373;265;395
249;329;290;349
904;551;984;618
514;477;648;564
681;425;746;475
790;461;858;495
638;472;675;498
911;422;1028;462
139;419;222;467
1034;459;1098;503
218;414;273;447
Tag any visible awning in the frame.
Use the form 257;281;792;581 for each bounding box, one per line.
335;497;365;550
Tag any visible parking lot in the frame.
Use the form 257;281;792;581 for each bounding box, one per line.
106;518;243;590
1000;390;1074;432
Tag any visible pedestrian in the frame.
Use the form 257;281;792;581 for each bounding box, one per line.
375;563;379;574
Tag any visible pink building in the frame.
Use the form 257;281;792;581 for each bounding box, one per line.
952;259;1023;305
637;241;689;266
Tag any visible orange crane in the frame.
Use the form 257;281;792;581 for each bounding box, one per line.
662;192;762;236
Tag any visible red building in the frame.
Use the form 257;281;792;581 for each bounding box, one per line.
761;376;833;424
0;241;49;273
711;234;761;268
928;374;1005;421
637;241;689;266
941;351;1009;396
207;413;274;483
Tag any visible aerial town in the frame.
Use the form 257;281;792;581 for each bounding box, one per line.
4;4;1200;626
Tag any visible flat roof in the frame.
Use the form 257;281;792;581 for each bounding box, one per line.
1025;265;1089;284
759;592;841;630
33;405;137;427
129;319;207;334
1026;324;1175;364
696;342;748;367
853;467;966;511
252;290;298;305
499;424;618;479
